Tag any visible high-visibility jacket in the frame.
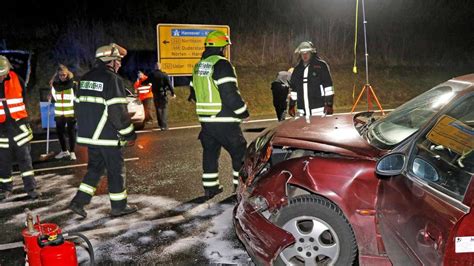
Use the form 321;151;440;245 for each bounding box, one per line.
192;55;248;123
133;76;153;101
0;71;28;123
75;60;136;147
52;85;75;117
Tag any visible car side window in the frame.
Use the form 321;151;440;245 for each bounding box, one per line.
408;95;474;201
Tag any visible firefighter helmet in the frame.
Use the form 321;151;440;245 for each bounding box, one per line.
95;43;127;62
0;55;12;76
204;30;231;47
294;41;316;54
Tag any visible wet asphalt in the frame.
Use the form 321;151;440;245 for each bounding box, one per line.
0;119;276;265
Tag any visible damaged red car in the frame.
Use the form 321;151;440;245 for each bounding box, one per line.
234;73;474;265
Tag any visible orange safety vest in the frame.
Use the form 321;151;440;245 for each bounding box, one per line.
133;75;153;101
0;71;28;123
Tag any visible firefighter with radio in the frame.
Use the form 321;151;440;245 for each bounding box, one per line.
190;30;249;199
0;55;39;201
68;43;137;218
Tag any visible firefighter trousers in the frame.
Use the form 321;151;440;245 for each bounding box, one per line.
199;122;247;189
71;146;127;210
0;122;36;193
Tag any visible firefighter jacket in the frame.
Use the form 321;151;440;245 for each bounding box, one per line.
52;77;77;118
191;49;249;123
0;71;32;148
75;60;136;147
290;56;334;116
133;75;153;101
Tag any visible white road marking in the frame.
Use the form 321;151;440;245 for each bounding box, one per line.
13;157;140;174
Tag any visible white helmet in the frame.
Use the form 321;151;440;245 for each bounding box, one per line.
95;43;127;62
0;55;12;76
294;41;316;54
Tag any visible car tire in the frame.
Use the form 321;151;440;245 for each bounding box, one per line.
271;195;357;266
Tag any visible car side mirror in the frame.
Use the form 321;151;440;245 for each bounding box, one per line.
375;153;406;177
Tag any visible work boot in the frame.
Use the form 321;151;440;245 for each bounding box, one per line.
26;190;41;200
111;204;138;217
204;186;223;200
0;190;12;201
55;150;70;159
69;201;87;218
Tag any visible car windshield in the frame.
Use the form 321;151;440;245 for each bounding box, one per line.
366;83;466;149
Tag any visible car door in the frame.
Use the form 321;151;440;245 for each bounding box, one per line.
376;94;474;265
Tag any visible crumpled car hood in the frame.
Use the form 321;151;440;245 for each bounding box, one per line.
272;115;382;159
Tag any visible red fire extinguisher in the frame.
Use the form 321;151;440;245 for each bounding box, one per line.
22;209;94;266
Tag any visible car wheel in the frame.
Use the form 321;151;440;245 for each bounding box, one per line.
272;195;357;266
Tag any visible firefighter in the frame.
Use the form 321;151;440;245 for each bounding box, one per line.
289;41;334;117
68;43;137;218
133;70;155;125
50;64;78;160
190;30;249;199
0;55;39;201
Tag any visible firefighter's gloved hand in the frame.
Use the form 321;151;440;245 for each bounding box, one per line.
324;104;333;115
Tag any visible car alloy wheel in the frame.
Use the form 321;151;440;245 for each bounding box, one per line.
272;195;357;266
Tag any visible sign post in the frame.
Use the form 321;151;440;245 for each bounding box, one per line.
157;24;230;76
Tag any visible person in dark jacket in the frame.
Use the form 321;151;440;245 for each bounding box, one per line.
0;55;39;201
68;43;137;218
289;41;334;118
190;30;249;199
144;63;175;130
271;71;291;121
50;64;78;160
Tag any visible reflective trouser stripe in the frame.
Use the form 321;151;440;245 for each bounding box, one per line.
119;124;134;135
0;177;13;183
202;173;219;187
109;190;127;201
198;117;242;123
79;183;96;196
0;143;8;148
21;170;34;177
233;170;239;184
77;137;120;146
17;134;33;147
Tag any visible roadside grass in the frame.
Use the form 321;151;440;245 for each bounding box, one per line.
28;64;472;131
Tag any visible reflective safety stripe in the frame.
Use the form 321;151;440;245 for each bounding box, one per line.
54;102;74;107
109;191;127;201
234;104;247;115
106;97;128;106
17;134;33;146
202;173;219;178
233;170;239;177
196;103;222;106
138;90;150;94
92;109;108;140
0;143;9;148
0;110;4;115
196;108;222;113
14;128;30;141
0;138;8;142
6;98;23;104
55;93;75;100
199;117;242;123
21;170;34;177
77;137;119;146
0;176;13;183
203;180;220;187
119;124;134;135
189;81;193;87
233;178;239;185
79;183;96;196
55;110;75;115
324;86;334;96
215;77;237;85
78;96;105;104
9;105;26;113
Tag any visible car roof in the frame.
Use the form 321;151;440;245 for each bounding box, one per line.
450;73;474;85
